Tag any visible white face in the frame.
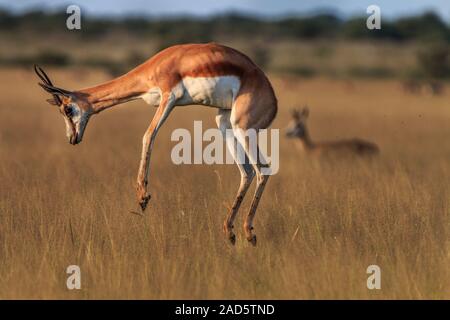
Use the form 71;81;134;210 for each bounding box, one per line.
286;118;306;138
61;102;90;145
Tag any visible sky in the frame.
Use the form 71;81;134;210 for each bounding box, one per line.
1;0;449;20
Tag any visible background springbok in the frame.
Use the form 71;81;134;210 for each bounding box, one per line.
286;107;379;157
34;43;278;245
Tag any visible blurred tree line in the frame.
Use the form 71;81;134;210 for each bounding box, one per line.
1;9;448;43
0;8;448;79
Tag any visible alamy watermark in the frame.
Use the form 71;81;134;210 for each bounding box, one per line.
170;121;279;175
65;5;380;32
366;265;381;290
66;5;81;30
66;265;81;290
367;5;381;30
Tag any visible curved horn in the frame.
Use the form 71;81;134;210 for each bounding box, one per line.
34;64;53;86
34;65;70;106
38;82;71;96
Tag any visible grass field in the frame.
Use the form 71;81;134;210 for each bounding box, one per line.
0;67;448;299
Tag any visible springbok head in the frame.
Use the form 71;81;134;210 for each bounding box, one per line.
286;106;309;139
34;65;93;145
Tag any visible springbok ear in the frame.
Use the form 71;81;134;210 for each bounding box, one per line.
302;106;310;118
46;98;60;106
291;108;300;119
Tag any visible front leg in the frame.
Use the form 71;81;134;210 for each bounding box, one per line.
136;93;174;211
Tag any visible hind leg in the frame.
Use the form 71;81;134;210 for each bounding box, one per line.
234;136;270;246
216;109;255;244
244;161;269;246
230;111;273;246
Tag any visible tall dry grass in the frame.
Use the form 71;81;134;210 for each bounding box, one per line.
0;68;448;299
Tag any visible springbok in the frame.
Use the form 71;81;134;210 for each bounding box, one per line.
34;43;277;245
286;107;379;157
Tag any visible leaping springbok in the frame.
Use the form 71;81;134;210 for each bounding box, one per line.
35;43;277;245
286;107;379;157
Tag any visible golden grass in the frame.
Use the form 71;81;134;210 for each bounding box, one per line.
0;68;448;299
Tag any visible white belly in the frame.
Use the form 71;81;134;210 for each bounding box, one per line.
176;76;241;109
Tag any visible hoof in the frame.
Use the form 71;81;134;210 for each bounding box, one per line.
228;233;236;245
247;235;257;246
139;194;151;211
223;223;235;245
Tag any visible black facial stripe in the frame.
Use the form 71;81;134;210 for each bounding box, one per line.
69;117;76;137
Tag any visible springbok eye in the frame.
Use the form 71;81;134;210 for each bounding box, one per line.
64;106;74;117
